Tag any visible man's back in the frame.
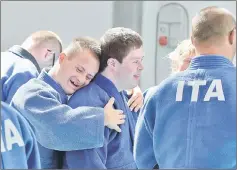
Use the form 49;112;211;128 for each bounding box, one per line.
135;55;236;168
66;73;137;169
1;46;39;103
1;102;41;169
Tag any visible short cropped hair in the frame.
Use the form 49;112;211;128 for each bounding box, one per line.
99;27;143;72
28;30;63;53
192;6;236;44
63;37;101;61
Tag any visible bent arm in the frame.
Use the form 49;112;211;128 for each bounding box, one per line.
11;87;105;151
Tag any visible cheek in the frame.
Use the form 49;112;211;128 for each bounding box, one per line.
125;64;137;73
70;67;79;76
119;67;132;77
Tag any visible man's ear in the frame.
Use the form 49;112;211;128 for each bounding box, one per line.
229;28;236;45
44;49;49;59
58;53;66;64
107;58;116;68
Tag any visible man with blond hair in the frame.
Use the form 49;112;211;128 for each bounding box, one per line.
1;30;62;103
168;39;196;73
11;37;126;168
134;6;236;169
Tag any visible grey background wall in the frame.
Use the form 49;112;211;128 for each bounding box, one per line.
1;1;236;90
1;1;114;50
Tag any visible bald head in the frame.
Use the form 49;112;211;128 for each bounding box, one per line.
21;30;63;70
191;6;236;60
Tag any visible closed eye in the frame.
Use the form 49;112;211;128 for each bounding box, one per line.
76;67;83;73
86;75;93;81
86;77;92;81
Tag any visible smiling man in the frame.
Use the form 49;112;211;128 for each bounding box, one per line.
10;37;126;168
64;27;144;169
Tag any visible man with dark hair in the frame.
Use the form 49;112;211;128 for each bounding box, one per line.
63;27;144;168
10;37;126;168
134;6;236;169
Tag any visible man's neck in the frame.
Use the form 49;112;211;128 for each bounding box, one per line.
195;45;233;61
48;65;60;83
22;45;43;66
100;69;123;92
21;45;34;57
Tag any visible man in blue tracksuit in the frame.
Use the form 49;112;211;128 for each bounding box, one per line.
1;102;41;169
134;6;236;169
63;27;144;168
1;30;62;103
10;37;127;168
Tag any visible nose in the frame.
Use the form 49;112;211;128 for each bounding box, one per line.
138;61;144;71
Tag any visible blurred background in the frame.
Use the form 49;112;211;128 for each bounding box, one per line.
1;1;236;90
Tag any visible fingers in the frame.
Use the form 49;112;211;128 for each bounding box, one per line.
130;100;140;111
127;95;139;107
134;106;141;112
106;97;115;107
118;114;126;119
115;109;123;114
113;125;122;133
129;95;143;112
133;105;142;112
117;119;125;125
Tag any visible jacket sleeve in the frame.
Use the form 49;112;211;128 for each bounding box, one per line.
134;89;158;169
11;81;105;151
